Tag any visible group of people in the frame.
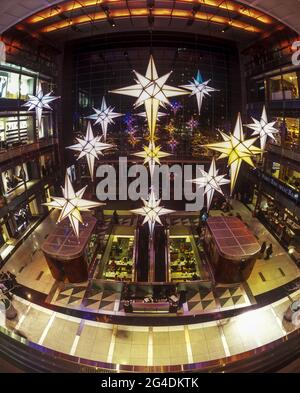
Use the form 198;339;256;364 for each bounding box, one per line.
260;242;273;260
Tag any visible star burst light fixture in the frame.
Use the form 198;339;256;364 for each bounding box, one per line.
110;56;188;138
131;188;175;236
86;97;122;141
137;111;167;122
67;122;112;180
23;81;59;127
245;105;278;151
181;71;218;115
44;173;104;238
189;158;230;210
205;113;262;194
133;141;170;177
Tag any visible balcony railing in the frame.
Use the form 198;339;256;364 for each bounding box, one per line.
0;138;58;164
267;142;300;162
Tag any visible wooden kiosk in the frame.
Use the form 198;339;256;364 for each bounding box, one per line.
41;214;97;283
204;216;261;284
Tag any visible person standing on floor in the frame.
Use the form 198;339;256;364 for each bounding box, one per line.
265;243;273;260
260;241;267;258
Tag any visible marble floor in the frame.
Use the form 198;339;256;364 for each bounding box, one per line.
1;202;300;369
1;289;298;367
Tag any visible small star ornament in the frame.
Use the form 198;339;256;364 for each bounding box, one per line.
66;122;112;180
245;106;278;151
133;141;170;177
181;71;218;115
131;188;175;237
87;97;122;141
23;81;59;128
189;158;230;210
44;173;104;237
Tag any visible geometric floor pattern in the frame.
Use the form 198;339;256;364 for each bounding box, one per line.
50;283;120;313
50;282;252;315
186;284;253;313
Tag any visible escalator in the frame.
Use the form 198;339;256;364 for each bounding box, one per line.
154;226;167;282
135;223;149;282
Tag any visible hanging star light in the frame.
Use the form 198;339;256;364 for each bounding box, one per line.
110;55;188;138
131;188;175;236
245;105;278;151
168;136;178;153
86;97;122;141
44;173;104;238
137;111;167;122
189;158;230;210
66;122;112;180
165;120;176;135
205;113;262;194
133;141;170;177
170;100;183;115
181;70;218;115
186;116;199;133
23;81;59;127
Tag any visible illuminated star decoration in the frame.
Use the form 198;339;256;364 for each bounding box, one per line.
168;136;178;153
186;117;199;133
137;111;167;123
181;71;218;115
131;188;175;237
205;113;262;194
189;158;230;210
110;55;188;138
245;106;278;151
133;141;170;177
170;100;183;115
44;173;104;238
86;97;122;141
66;122;112;180
23;81;59;128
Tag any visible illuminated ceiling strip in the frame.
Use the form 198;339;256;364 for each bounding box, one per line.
27;0;273;25
40;8;261;33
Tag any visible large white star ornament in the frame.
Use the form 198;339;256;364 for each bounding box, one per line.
87;97;122;142
189;158;230;210
66;122;112;180
180;70;218;115
245;106;278;151
131;189;175;237
133;141;171;177
23;81;59;127
110;56;188;138
205;113;262;194
44;173;104;238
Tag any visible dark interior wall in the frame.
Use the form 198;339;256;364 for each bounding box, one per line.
61;31;242;169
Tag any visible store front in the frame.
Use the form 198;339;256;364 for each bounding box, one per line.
0;113;35;148
256;192;300;247
265;158;300;191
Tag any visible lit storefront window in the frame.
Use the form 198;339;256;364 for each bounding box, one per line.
266;159;300;191
20;74;34;100
269;72;299;100
0;70;19;99
276;117;299;146
1;163;28;195
0;114;35;147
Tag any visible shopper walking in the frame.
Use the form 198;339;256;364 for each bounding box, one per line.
260;241;267;258
264;243;273;260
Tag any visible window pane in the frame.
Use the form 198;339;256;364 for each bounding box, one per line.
282;72;299;99
20;74;34;100
269;75;283;100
